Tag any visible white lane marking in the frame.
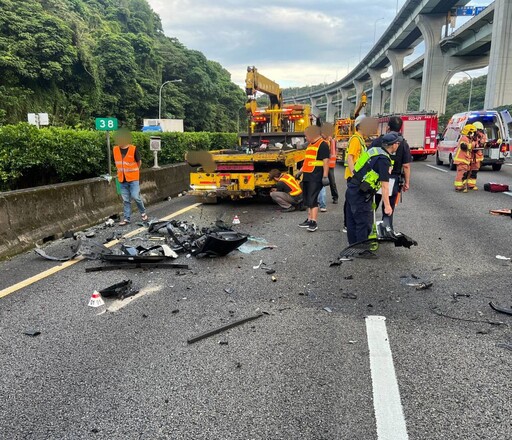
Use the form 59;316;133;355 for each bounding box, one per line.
105;285;163;313
503;192;512;197
505;163;512;167
366;316;409;440
425;164;448;173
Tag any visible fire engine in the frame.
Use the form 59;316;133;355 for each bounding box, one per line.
377;112;438;160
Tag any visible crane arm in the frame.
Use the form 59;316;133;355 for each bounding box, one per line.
245;66;282;108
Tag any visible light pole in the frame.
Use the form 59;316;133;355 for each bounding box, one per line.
448;70;474;111
158;79;182;120
373;17;385;44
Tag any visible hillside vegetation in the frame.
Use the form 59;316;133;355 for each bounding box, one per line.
0;0;245;131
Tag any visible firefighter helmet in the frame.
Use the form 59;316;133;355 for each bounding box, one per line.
461;124;477;136
473;121;484;131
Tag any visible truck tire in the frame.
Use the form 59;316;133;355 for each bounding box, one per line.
435;152;443;165
492;163;502;171
449;154;456;171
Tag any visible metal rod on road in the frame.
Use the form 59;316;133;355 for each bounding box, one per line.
187;313;264;344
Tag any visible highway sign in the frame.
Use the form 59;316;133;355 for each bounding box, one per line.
95;117;118;131
455;6;486;16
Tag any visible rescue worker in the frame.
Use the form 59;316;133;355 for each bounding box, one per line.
296;125;330;232
113;128;148;225
468;121;486;190
453;124;477;193
268;169;303;212
343;114;368;233
322;122;339;204
345;132;402;246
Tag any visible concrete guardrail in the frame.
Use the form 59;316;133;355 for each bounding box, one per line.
0;163;192;260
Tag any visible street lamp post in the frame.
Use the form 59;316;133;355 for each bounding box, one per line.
158;79;182;121
448;70;474;111
373;17;385;44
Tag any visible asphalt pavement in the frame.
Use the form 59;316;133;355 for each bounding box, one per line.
1;158;512;440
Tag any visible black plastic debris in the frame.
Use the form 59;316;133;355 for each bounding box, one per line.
329;261;341;267
415;282;433;291
266;269;276;275
344;275;354;280
24;330;41;337
342;292;358;299
99;280;138;299
187;313;264;344
489;302;512;317
224;288;235;295
85;263;188;272
34;247;78;262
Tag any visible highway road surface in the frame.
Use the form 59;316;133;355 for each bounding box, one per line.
1;157;512;440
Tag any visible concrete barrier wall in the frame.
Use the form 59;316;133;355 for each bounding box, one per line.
0;163;192;259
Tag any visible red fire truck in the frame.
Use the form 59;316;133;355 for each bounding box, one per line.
377;112;438;160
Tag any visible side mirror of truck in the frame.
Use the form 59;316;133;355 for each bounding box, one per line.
436;133;443;142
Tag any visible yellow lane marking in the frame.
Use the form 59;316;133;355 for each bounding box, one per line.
0;203;202;299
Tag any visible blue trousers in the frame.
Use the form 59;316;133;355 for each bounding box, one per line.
318;187;327;209
345;185;372;245
119;180;146;222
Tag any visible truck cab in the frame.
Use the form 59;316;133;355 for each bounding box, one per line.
436;111;510;171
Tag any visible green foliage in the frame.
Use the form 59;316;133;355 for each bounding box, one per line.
0;0;245;131
0;124;237;191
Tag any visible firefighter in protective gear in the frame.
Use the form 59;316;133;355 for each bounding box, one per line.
468;121;486;190
454;124;477;193
345;132;401;246
268;169;303;212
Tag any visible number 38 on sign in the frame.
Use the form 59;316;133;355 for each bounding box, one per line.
95;117;118;131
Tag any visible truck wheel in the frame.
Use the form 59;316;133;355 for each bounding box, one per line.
449;155;456;171
435;152;443;165
492;163;502;171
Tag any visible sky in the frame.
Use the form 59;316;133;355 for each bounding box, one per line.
147;0;493;88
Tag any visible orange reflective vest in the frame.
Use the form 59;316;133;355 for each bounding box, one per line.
303;138;326;173
279;173;302;197
113;145;140;182
328;138;337;169
453;135;472;166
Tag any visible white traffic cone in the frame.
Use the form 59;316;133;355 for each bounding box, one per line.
88;290;105;308
232;215;240;225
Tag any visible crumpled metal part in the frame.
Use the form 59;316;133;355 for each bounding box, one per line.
99;280;139;299
34;247;78;262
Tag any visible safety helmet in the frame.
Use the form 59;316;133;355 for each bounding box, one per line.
354;114;366;129
461;124;477;136
472;121;484;131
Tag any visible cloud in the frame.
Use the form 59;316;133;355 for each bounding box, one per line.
147;0;492;87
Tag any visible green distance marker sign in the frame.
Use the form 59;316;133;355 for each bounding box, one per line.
95;117;118;131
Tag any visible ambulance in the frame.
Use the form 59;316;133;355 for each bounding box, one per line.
436;110;511;171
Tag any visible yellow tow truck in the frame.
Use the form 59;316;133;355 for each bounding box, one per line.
188;66;311;203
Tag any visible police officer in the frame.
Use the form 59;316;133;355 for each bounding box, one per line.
345;132;402;245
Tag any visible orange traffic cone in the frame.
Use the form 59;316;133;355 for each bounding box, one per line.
232;215;240;225
88;290;105;308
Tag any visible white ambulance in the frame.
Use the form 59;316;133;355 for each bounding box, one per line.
436;110;510;171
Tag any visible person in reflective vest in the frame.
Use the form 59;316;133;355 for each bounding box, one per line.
295;125;330;232
453;124;476;193
468;121;486;190
268;169;303;212
345;132;401;247
322;122;339;203
113;128;148;225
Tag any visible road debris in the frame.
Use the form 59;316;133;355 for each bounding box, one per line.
85;263;189;272
105;219;115;227
489;209;512;216
99;280;138;300
323;307;333;313
344;275;354;280
496;255;511;260
24;330;41;337
238;236;276;254
489;302;512;317
271;276;277;282
187;313;264;344
224;287;235;295
253;260;263;269
415;282;433;291
431;307;507;326
34;247;78;262
341;292;358;299
496;342;512;351
266;269;276;275
329;261;341;267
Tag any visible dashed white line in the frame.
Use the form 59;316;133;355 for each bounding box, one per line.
366;315;409;440
503;192;512;197
425;164;448;173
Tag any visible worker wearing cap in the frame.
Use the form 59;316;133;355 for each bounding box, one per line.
345;132;401;246
268;169;303;212
454;124;477;192
342;114;368;233
468;121;486;190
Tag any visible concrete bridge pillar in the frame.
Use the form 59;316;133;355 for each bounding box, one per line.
310;97;321;121
416;14;450;114
484;0;512;109
325;93;336;123
340;88;354;118
387;49;420;113
368;68;387;116
353;80;365;113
